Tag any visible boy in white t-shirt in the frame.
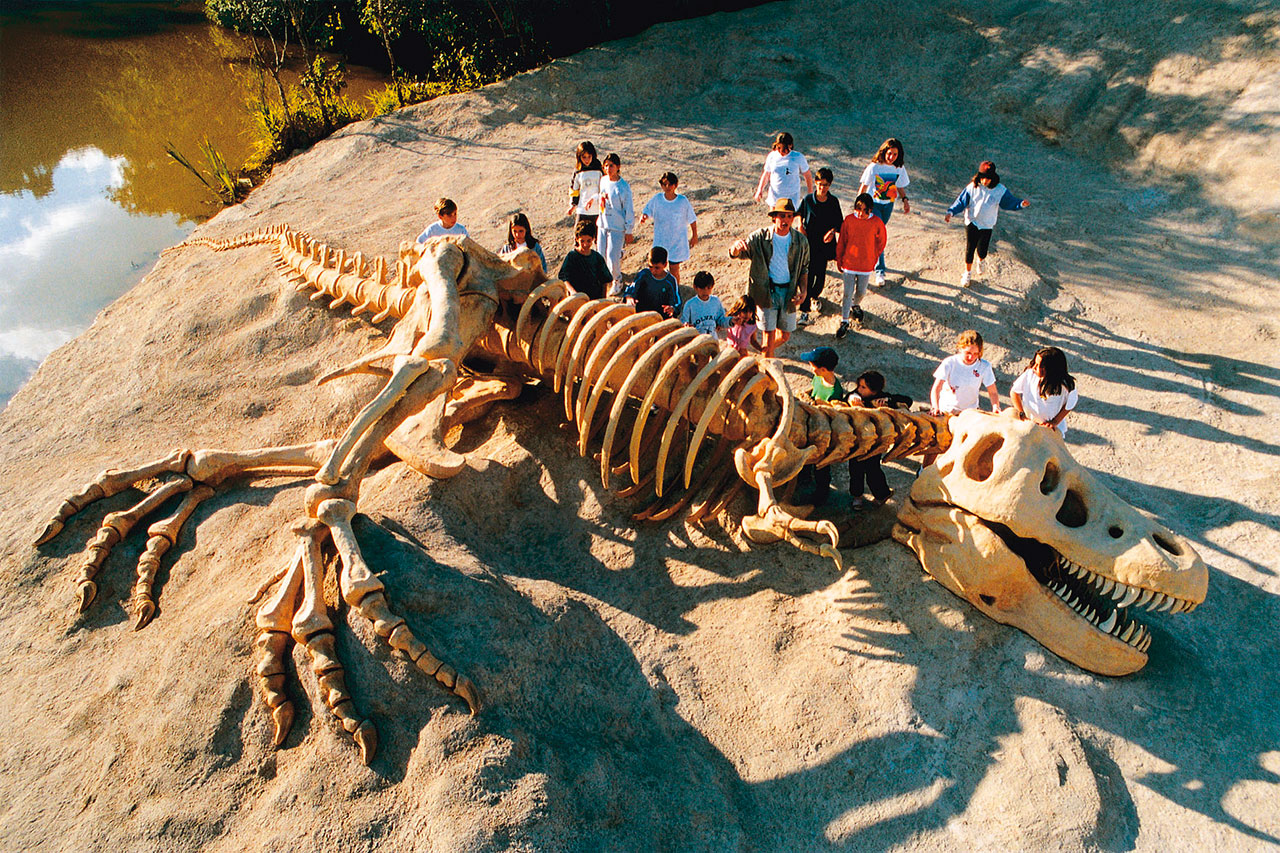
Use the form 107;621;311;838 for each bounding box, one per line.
416;197;469;243
930;329;1001;415
639;171;698;285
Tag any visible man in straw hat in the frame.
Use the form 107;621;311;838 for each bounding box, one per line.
729;198;810;358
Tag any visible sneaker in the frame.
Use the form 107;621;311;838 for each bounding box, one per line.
872;488;894;505
960;270;972;287
851;305;864;324
850;496;865;510
874;271;887;287
836;321;850;340
797;311;811;326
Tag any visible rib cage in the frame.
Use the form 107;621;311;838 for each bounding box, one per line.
503;279;954;516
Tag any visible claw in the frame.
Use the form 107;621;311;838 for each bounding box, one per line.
354;721;378;765
132;599;156;631
270;702;295;748
77;580;97;613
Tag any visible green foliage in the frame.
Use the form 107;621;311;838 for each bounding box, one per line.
245;77;364;172
165;138;250;206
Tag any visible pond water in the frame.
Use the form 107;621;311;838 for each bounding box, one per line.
0;1;389;405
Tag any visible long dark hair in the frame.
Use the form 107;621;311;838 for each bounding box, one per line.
506;212;540;249
872;137;905;166
1033;346;1075;397
573;140;603;175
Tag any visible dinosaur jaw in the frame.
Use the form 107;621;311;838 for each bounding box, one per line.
894;500;1201;676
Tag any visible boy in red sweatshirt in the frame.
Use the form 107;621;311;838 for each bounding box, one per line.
833;192;887;339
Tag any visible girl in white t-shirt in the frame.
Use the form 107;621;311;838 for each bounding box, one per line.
923;329;1000;468
567;141;605;225
930;329;1001;416
858;137;910;285
754;132;814;207
1011;346;1078;436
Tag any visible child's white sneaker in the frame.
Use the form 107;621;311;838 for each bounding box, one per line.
797;311;811;326
874;271;887;287
960;270;972;287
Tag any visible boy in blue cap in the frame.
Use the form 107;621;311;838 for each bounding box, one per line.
796;346;843;505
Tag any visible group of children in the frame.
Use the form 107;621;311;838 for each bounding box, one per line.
793;330;1077;506
413;136;1067;508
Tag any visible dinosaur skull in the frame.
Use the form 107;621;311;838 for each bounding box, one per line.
894;410;1207;675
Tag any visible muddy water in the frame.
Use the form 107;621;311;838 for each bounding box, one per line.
0;2;389;404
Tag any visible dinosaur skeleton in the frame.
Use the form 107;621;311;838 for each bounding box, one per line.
35;229;1204;763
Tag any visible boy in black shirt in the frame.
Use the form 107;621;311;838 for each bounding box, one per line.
795;167;843;325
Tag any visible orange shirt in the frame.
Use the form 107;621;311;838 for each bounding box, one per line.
835;214;887;273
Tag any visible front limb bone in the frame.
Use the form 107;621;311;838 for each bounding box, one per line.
316;355;454;485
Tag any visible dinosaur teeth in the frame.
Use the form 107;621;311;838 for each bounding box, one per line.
1117;586;1140;608
1111;581;1130;601
1099;611;1117;633
1120;623;1136;642
1100;578;1115;595
1136;588;1155;607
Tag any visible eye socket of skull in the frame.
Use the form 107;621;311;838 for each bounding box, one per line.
963;433;1004;482
1040;460;1060;494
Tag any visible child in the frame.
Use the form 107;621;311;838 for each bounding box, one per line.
930;329;1001;416
754;131;815;207
796;346;845;506
795;167;844;326
857;138;910;285
680;271;729;338
639;171;698;285
725;295;760;355
416;197;469;243
845;370;901;507
922;330;1000;469
567;141;605;226
558;220;613;300
623;246;681;318
1011;346;1077;436
833;192;887;339
599;152;635;295
944;160;1030;286
499;212;547;271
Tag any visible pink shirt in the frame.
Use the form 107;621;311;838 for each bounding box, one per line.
727;321;757;351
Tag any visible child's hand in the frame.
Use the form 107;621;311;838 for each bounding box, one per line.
902;199;911;214
944;213;952;223
1021;200;1031;208
689;234;698;249
639;214;650;225
624;233;635;245
753;190;763;203
566;205;576;216
823;229;837;243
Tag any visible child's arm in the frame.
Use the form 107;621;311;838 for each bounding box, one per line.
623;183;636;242
944;188;970;223
986;383;1002;413
803;168;815;196
567;172;581;216
929;378;947;415
688;221;698;249
999;190;1030;211
1012;388;1028;420
754;165;770;202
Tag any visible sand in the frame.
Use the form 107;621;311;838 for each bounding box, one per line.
1;1;1277;849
